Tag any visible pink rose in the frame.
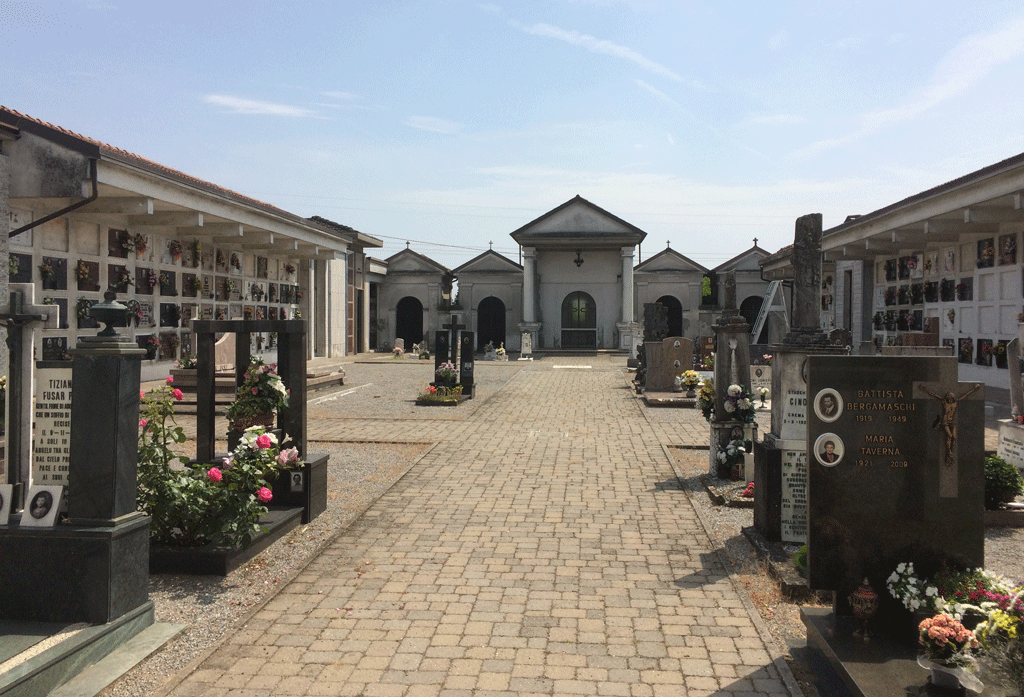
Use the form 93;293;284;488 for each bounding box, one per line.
256;434;272;449
140;389;145;399
257;487;272;503
275;447;299;466
166;375;173;383
139;418;148;428
173;388;184;401
207;467;223;482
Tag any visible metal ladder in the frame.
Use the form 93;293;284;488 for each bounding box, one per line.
751;280;788;342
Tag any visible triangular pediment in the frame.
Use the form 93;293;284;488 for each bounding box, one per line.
634;247;707;274
453;249;523;275
712;245;770;273
384;248;448;274
510;195;646;246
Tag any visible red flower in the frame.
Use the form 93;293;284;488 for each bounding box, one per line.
166;375;174;383
207;467;223;483
256;434;272;449
257;487;272;503
173;388;184;401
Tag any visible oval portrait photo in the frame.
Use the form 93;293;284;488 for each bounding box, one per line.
30;490;53;519
813;433;844;467
813;388;843;423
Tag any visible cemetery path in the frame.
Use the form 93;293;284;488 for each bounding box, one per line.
160;359;796;697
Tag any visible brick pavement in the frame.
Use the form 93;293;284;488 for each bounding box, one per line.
162;356;797;696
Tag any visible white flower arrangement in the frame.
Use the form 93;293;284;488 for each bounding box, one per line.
716;438;745;465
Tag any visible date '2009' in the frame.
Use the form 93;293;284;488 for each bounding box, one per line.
856;460;908;468
854;415;907;422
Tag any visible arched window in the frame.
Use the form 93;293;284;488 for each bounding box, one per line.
561;291;596;348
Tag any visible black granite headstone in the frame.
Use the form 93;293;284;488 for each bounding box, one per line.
434;331;449;369
807;355;984;622
459;331;474;398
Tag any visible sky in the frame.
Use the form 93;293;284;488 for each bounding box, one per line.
3;1;1024;269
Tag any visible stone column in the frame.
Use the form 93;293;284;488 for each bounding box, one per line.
522;247;536;323
621;247;634;323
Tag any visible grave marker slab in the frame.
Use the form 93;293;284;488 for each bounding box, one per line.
32;363;73;487
807;355;984;621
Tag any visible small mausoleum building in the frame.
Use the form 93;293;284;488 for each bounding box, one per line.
452;247;523;352
633;244;708;341
511;195;644;351
378;245;452;351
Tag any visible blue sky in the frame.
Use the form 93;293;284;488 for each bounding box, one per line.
4;1;1024;268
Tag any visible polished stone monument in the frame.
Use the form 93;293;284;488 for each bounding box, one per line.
0;289;152;625
806;355;984;621
644;336;693;392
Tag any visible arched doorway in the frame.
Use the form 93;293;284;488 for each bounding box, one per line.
477;296;506;350
561;291;596;349
656;295;683;337
740;295;765;341
395;296;423;349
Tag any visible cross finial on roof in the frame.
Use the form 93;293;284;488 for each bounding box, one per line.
489;241;493;250
405;240;410;249
666;240;670;248
753;237;758;247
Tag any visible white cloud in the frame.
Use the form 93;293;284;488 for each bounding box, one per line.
320;90;359;101
204;95;318;117
792;14;1024;159
404;116;463;134
511;20;687;84
634;79;681;107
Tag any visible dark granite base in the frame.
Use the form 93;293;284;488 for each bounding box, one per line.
149;506;302;576
415;397;465;406
268;454;328;524
800;607;1010;696
0;601;153;697
0;516;150;624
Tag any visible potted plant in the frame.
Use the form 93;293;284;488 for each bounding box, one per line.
225;357;289;433
145;335;160;359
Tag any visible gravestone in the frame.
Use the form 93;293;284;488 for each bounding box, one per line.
434;330;450;368
997;336;1024;474
755;214;846;543
807;355;984;622
459;331;474;398
0;284;59;507
749;365;772;396
0;290;152;625
394;337;405;353
644;336;693;392
642;303;669;341
519;331;533;360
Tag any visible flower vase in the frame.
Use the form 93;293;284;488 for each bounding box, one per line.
929;666;960;690
686;388;696;398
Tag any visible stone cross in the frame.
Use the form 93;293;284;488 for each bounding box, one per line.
0;284;58;509
791;214;823;331
914;374;984;498
441;313;465;356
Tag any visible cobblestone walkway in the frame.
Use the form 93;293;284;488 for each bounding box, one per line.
163;357;794;696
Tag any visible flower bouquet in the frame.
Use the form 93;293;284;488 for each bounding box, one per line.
976;589;1024;695
417;383;463;405
917;613;983;691
168;239;183;261
392;346;403;358
723;384;756;423
680;370;701;390
697;378;715;421
716;438;746;480
435;361;458;387
226;357;289;432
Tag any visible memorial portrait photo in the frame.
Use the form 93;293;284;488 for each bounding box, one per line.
813;388;843;423
814;433;844;467
19;485;63;527
290;471;305;493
